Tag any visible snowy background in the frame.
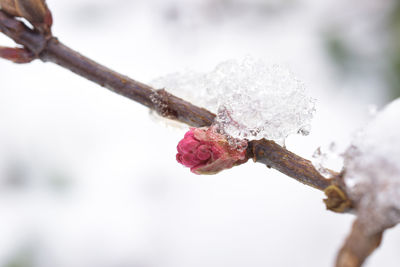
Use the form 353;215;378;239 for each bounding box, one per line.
0;0;399;266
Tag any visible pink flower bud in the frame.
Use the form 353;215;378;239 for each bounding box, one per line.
176;127;248;174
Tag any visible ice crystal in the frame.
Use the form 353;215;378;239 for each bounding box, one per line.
344;98;400;233
312;143;344;178
151;57;315;143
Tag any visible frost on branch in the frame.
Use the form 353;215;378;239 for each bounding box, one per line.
152;57;315;144
344;98;400;234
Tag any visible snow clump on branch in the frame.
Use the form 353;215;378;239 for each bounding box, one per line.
151;57;315;144
344;98;400;234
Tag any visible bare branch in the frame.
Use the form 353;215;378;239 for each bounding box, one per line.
247;139;332;190
41;38;216;127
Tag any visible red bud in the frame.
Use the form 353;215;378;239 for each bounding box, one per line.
0;0;52;33
0;46;34;63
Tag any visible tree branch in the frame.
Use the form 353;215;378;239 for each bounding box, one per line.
40;38;216;127
0;9;346;200
247;139;332;190
0;10;215;127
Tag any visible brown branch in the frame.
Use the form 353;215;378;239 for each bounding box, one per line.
40;38;216;127
247;139;332;190
0;9;346;199
0;10;215;127
336;219;384;267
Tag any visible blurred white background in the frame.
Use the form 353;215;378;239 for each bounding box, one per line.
0;0;399;266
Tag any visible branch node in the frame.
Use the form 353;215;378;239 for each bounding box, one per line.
0;10;48;58
323;185;352;213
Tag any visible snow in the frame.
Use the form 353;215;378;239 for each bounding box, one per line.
344;98;400;233
152;57;315;144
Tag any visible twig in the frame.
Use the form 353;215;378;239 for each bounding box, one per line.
0;11;215;127
41;38;216;127
247;139;332;190
0;9;346;201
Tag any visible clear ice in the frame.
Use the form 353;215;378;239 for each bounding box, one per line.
344;98;400;233
312;143;344;178
151;57;315;143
